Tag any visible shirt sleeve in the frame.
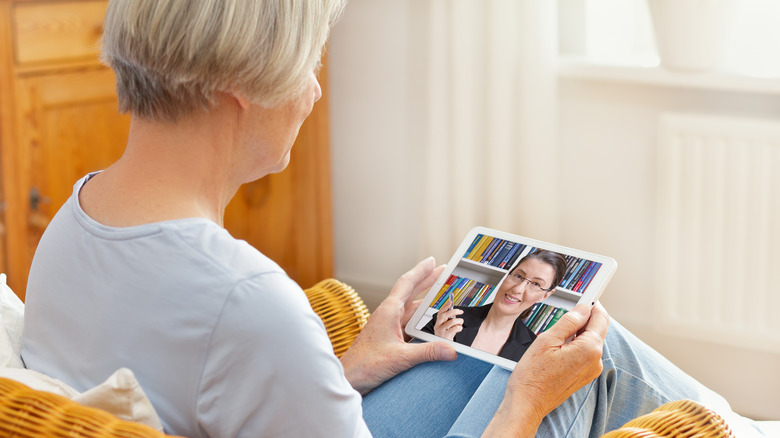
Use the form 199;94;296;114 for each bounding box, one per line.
421;312;438;334
195;272;371;438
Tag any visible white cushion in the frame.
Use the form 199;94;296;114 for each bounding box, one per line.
0;367;164;431
0;273;24;368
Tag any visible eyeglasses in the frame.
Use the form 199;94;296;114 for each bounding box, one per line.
506;272;555;292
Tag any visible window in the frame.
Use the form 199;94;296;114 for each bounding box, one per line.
560;0;780;77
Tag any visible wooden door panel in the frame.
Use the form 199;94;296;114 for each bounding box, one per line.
13;0;107;66
11;68;129;297
0;172;5;275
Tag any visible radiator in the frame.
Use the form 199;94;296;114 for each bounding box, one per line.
656;113;780;352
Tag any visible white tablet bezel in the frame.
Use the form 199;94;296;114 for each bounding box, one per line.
404;226;618;370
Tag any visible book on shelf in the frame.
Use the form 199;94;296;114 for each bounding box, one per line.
522;302;568;335
484;240;506;265
462;235;527;270
558;255;602;293
463;233;483;257
430;274;497;310
481;238;501;263
496;241;519;268
467;235;490;260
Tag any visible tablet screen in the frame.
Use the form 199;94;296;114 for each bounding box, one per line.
405;226;618;370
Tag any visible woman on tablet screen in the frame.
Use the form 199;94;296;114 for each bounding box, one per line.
422;250;567;361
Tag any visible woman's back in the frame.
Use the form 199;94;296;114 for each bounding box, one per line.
22;174;368;438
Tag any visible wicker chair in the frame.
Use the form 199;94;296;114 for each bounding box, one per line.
0;377;179;438
0;278;732;437
601;399;734;438
304;278;370;357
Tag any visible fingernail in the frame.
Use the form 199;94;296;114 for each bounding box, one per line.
437;344;457;361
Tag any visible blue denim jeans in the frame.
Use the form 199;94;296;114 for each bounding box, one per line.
363;319;773;437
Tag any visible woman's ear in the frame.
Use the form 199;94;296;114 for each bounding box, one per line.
228;89;251;110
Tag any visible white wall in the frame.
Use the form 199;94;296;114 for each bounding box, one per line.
328;1;425;310
557;79;780;420
328;0;780;420
557;80;780;327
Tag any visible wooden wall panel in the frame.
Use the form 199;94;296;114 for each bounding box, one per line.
0;0;334;297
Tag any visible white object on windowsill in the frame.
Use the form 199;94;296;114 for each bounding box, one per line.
646;0;738;72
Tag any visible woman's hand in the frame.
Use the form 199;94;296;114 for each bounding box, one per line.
340;257;458;395
483;302;610;437
432;298;464;341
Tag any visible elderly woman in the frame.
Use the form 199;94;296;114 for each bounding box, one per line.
424;250;568;361
20;1;768;438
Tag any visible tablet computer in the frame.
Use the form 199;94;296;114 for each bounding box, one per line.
405;226;618;370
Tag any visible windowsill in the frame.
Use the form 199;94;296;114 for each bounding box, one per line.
558;55;780;96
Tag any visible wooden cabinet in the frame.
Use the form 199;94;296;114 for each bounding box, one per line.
0;0;333;299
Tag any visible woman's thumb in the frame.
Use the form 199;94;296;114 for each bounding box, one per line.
407;341;457;366
541;303;592;342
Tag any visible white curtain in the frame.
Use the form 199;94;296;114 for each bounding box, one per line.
410;0;560;262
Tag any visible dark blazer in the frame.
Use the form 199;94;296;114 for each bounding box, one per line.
421;304;536;361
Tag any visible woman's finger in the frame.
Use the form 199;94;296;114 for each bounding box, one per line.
441;318;463;332
390;257;437;303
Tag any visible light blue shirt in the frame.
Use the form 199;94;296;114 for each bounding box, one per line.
22;174;370;438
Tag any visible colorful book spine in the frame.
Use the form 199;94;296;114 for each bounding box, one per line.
431;275;459;309
529;304;551;333
543;308;567;332
462;235;524;271
461;282;480;306
572;262;595;292
488;241;512;267
484;240;507;265
504;244;527;270
575;262;602;292
479;238;501;262
470;285;487;306
430;275;497;309
557;257;602;294
526;304;545;332
482;284;494;306
463;234;483;259
523;303;568;334
451;278;473;305
522;302;543;326
561;259;587;289
466;235;490;260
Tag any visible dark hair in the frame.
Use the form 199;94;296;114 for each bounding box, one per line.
512;249;567;320
513;250;567;290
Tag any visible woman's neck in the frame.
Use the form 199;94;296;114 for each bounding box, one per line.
471;306;518;355
79;103;245;228
482;307;520;332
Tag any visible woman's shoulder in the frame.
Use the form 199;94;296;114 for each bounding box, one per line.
162;220;285;277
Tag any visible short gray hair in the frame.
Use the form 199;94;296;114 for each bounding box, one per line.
101;0;346;122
